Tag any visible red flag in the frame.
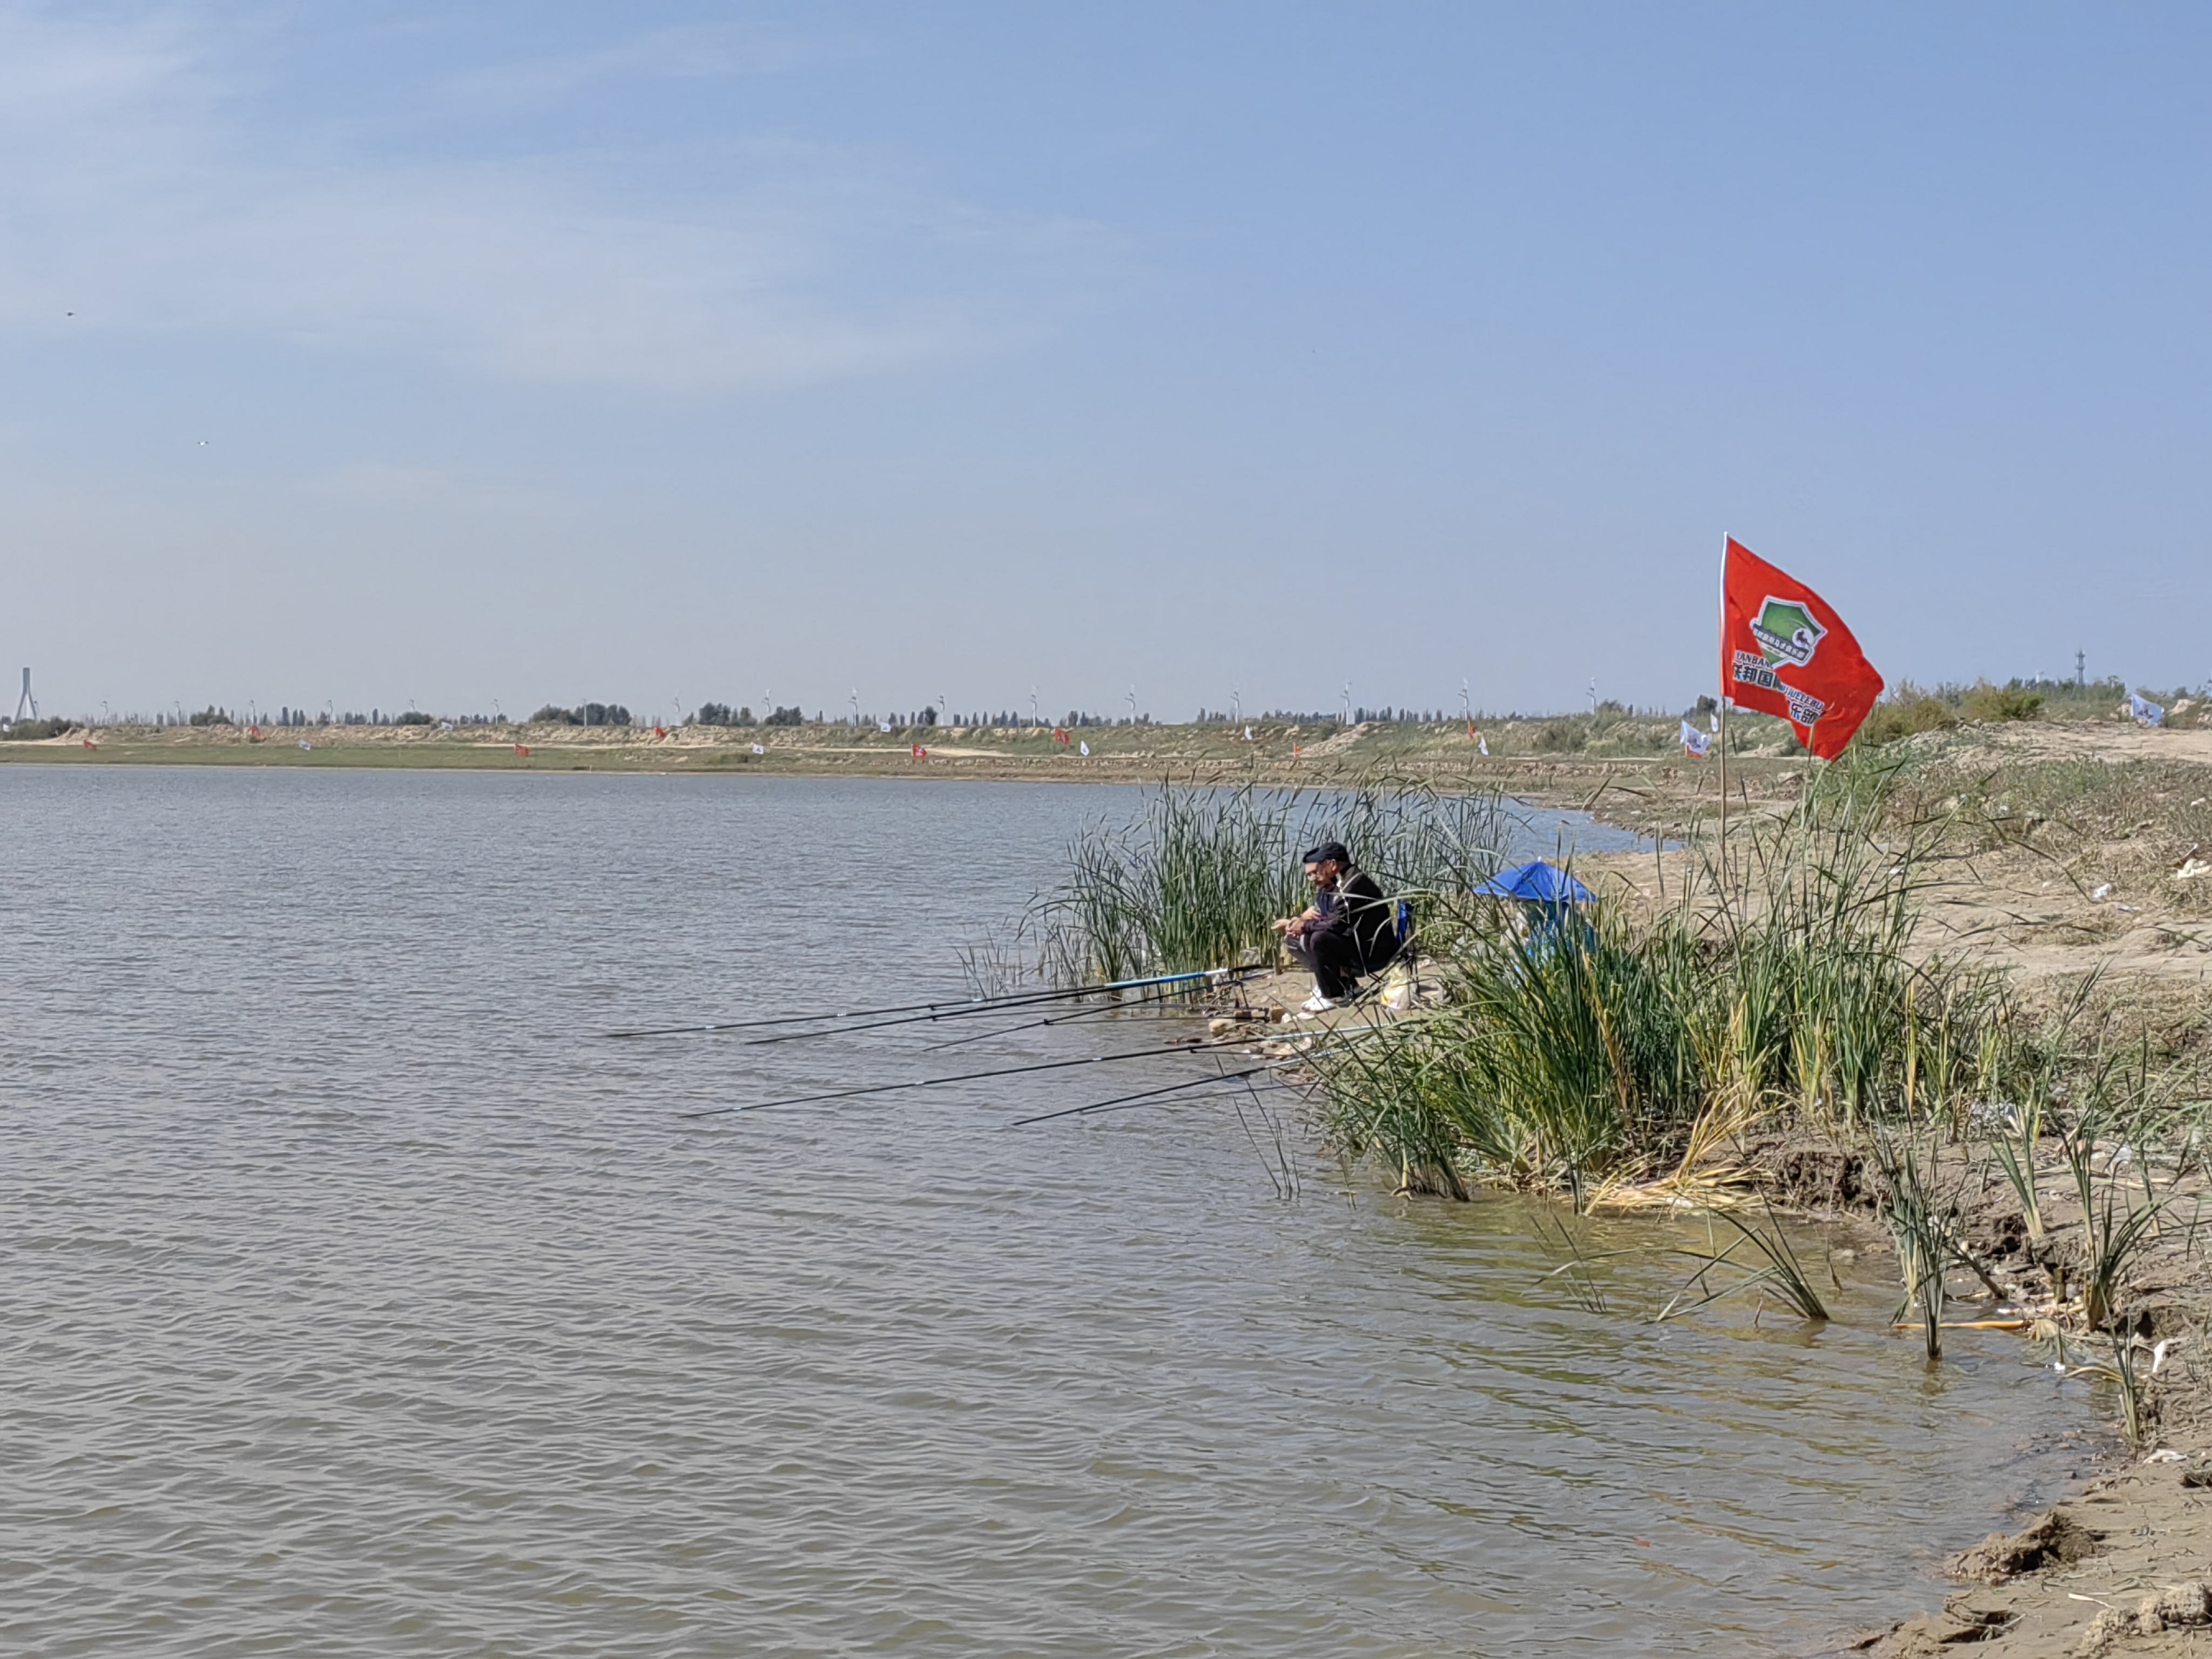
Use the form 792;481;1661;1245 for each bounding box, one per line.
911;743;928;759
514;743;531;757
1053;726;1069;745
1721;537;1883;760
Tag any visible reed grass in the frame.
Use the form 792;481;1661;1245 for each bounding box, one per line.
1712;1205;1834;1322
2064;1117;2169;1331
1028;779;1512;986
1529;1212;1615;1314
1990;1098;2047;1245
1654;1209;1833;1324
1870;1133;1957;1359
1311;751;2013;1197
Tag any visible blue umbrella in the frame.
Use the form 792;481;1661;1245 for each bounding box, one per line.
1473;861;1594;905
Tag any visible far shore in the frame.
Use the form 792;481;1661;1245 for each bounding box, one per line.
0;715;1811;832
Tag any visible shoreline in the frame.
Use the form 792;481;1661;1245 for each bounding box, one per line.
1240;954;2212;1657
0;721;1812;831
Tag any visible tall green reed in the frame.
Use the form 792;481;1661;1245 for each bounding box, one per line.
1312;751;2011;1197
1028;778;1512;985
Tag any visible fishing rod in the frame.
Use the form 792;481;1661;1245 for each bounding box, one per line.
739;966;1265;1049
605;966;1255;1040
676;1037;1242;1120
914;983;1212;1054
1009;1065;1276;1127
1020;1080;1299;1128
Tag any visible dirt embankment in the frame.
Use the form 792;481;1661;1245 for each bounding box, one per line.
0;709;1812;792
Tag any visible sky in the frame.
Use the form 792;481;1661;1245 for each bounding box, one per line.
3;2;2209;724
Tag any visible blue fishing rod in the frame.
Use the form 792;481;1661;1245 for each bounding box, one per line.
605;966;1258;1041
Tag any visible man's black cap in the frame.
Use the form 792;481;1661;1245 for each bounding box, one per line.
1301;841;1351;866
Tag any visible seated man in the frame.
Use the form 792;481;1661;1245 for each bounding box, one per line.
1272;840;1399;1013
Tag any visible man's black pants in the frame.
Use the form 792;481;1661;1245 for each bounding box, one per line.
1286;929;1392;1000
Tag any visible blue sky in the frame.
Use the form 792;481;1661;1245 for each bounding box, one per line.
3;3;2207;723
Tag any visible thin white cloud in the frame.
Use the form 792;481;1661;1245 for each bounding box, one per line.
0;6;1114;392
442;21;848;107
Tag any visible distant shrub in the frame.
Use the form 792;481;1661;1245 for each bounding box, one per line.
694;703;756;726
581;703;630;727
395;710;434;726
1859;691;1955;746
531;705;581;725
1960;680;2043;723
1;717;78;740
1532;718;1587;753
187;706;232;727
763;705;805;727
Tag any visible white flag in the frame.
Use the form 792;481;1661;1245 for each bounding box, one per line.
1243;724;1253;741
2132;692;2166;727
750;742;765;754
1078;740;1090;756
1709;713;1720;733
1478;736;1488;756
1681;719;1712;757
878;720;893;733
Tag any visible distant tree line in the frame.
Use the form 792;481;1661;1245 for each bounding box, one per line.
530;703;631;727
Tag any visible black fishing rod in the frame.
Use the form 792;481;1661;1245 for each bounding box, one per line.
1009;1065;1276;1127
739;966;1265;1049
676;1037;1240;1120
605;966;1253;1041
917;998;1174;1054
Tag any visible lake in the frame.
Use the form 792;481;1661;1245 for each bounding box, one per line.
0;768;2090;1656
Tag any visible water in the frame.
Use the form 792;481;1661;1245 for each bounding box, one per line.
0;768;2090;1657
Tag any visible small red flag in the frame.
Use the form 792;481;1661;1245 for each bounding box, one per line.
1721;537;1883;760
911;743;928;759
1053;726;1069;745
514;743;531;757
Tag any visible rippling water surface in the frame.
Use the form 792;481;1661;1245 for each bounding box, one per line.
2;768;2090;1657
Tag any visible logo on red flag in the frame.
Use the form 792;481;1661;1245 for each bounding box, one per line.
1721;537;1883;760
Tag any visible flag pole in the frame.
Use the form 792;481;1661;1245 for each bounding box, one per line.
1717;534;1730;888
